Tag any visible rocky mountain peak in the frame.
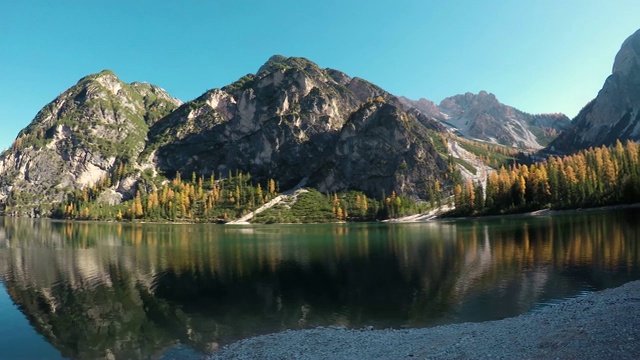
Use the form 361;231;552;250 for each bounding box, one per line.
0;71;181;214
131;81;183;105
550;28;640;152
325;68;352;86
440;91;498;111
75;69;123;96
256;55;288;74
150;55;368;189
256;55;320;76
475;90;498;102
83;69;118;81
402;91;570;149
612;29;640;76
73;71;181;108
148;55;449;198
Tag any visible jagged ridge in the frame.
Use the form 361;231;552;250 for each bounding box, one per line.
148;55;449;199
400;91;570;149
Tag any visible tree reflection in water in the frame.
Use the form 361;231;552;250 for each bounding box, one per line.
0;210;638;359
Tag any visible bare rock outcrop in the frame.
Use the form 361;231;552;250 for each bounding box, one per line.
149;56;450;198
551;29;640;152
0;70;181;215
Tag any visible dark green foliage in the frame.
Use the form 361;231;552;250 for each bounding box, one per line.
222;74;256;93
428;131;449;155
451;157;476;175
456;139;517;168
254;189;334;223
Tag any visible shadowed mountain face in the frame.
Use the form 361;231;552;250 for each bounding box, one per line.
147;56;449;198
400;91;570;149
0;56;450;215
550;29;640;152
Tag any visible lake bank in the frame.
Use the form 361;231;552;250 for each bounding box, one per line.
1;213;639;358
5;200;640;226
387;202;640;223
210;280;640;359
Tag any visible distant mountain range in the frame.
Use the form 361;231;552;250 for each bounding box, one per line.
399;92;570;149
1;28;639;216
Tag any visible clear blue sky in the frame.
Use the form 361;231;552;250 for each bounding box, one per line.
2;1;639;151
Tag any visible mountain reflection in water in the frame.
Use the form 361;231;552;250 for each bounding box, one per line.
0;210;638;359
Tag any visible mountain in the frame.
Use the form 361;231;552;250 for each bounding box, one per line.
400;91;570;149
0;71;181;215
0;56;450;216
148;55;448;198
550;29;640;152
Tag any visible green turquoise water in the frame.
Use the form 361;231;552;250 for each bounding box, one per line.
0;209;639;359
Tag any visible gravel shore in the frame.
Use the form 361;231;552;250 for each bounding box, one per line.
210;281;640;359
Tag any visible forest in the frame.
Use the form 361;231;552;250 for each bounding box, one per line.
449;140;640;216
52;168;429;223
51;140;640;223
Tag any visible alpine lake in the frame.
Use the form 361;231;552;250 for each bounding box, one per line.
0;208;639;359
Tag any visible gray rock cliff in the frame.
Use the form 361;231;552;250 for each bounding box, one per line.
551;29;640;152
149;56;449;198
313;100;447;198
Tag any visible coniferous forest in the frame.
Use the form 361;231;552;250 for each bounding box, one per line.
450;140;640;216
50;169;429;224
45;140;640;223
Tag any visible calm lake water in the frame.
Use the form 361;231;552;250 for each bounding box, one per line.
0;209;639;359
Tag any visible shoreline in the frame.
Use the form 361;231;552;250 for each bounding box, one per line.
4;202;640;226
210;280;640;359
387;202;640;223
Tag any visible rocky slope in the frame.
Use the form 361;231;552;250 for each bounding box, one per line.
149;55;448;199
0;71;181;215
0;56;453;215
550;29;640;152
312;100;446;196
400;91;570;149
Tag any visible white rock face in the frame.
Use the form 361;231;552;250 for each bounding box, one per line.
76;161;112;187
116;175;138;199
95;74;123;95
96;188;122;205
